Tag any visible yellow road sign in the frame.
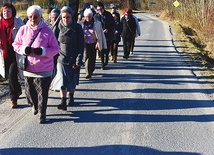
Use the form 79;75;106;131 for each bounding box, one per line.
173;0;180;7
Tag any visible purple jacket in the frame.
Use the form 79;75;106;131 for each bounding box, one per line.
13;20;59;73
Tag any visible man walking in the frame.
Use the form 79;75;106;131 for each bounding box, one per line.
94;2;115;69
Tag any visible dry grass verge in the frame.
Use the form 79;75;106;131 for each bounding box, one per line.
170;20;214;89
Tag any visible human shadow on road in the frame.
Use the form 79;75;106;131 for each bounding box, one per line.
0;145;200;155
63;97;214;123
80;72;214;86
48;37;214;123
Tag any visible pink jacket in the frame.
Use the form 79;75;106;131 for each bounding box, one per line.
12;20;59;73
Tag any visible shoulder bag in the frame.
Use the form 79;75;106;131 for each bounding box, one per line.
18;28;42;70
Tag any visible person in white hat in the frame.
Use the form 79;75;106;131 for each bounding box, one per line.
81;8;107;79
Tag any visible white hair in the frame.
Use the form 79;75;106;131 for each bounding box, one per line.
27;5;42;17
84;8;93;17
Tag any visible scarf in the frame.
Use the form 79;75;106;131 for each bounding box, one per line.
83;18;94;29
59;20;75;36
0;17;14;58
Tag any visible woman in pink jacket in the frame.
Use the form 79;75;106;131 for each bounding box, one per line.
13;5;59;124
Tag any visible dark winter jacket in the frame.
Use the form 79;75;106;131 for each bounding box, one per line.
55;20;84;66
94;10;116;41
120;15;137;40
113;20;123;43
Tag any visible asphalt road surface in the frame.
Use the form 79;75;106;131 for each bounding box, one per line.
1;13;214;155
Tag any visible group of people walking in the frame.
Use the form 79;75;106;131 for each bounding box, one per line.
0;2;140;124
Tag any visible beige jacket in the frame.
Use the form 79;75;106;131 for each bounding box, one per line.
80;18;107;50
93;19;107;50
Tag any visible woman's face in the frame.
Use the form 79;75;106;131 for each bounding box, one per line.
112;14;118;21
2;7;12;19
50;13;58;23
62;12;72;26
84;14;92;22
28;10;41;27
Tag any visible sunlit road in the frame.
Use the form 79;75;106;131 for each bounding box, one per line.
1;13;214;155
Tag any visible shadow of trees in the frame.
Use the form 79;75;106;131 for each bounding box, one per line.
0;145;200;155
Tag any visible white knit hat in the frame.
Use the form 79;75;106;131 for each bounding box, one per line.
84;8;93;17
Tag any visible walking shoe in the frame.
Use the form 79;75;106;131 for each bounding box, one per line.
32;107;38;115
57;97;67;111
57;104;67;111
39;114;46;124
68;94;74;106
123;56;129;59
85;75;91;80
101;65;105;70
10;100;17;109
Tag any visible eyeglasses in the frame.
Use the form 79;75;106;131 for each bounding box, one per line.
97;8;103;11
29;16;39;20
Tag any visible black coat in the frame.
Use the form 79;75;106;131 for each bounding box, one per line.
120;15;137;40
113;20;123;43
94;10;116;41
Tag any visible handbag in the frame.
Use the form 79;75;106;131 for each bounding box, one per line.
18;28;42;70
18;55;27;70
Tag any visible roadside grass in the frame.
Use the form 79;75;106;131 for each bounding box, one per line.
170;20;214;83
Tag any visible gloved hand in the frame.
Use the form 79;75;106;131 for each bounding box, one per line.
25;46;32;55
34;48;42;55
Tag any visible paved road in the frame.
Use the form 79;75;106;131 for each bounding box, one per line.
1;13;214;155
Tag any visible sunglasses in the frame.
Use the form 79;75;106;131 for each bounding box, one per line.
97;8;103;11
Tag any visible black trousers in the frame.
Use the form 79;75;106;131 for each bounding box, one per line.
84;43;96;76
101;40;111;67
5;58;21;101
130;37;136;52
122;37;132;58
